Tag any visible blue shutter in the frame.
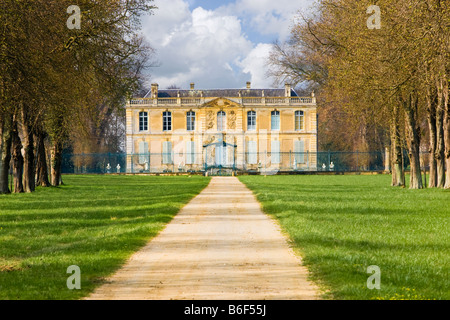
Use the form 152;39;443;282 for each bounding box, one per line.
139;141;148;164
295;140;305;163
248;141;257;164
163;141;172;164
271;140;280;164
186;141;195;165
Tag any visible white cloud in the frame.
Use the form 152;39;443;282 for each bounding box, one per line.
142;0;191;45
237;43;274;88
222;0;315;41
139;0;310;89
142;1;255;89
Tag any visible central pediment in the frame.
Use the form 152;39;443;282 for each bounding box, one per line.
202;97;241;108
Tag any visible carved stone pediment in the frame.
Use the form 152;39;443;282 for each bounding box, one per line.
203;98;240;130
202;97;240;109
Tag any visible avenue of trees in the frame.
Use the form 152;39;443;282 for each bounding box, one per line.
0;0;155;194
269;0;449;189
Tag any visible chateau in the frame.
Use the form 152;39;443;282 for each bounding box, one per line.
125;82;317;173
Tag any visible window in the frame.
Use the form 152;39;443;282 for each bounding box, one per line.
247;111;256;131
217;111;226;131
294;140;305;164
163;111;172;131
295;111;304;131
247;141;257;165
139;112;148;131
138;141;149;164
187;111;196;131
271;140;280;164
271;111;280;130
162;141;173;164
186;141;195;165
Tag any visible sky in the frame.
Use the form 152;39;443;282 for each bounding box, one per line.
140;0;316;90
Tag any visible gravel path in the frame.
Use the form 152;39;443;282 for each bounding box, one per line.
86;177;319;300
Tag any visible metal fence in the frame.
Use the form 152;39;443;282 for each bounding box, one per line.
61;151;393;175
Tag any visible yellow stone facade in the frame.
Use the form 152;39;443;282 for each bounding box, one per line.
126;83;317;173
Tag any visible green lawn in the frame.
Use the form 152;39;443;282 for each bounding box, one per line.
239;175;449;300
0;175;210;300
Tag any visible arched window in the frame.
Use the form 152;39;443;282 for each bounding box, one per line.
139;112;148;131
295;111;304;131
217;111;226;131
163;111;172;131
271;110;280;130
187;111;195;131
247;111;256;131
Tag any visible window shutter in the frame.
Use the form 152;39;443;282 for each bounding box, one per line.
248;141;257;164
295;140;305;163
271;140;280;164
139;141;148;164
186;141;195;165
163;141;172;164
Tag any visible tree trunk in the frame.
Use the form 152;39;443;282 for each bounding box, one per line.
443;76;450;189
391;104;405;187
11;121;24;193
50;141;63;186
0;115;13;194
426;88;437;187
435;78;446;188
20;109;35;193
403;93;423;189
35;129;50;187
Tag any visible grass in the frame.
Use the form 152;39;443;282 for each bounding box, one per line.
239;174;449;300
0;175;210;300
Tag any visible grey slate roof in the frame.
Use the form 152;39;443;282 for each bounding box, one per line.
154;88;298;98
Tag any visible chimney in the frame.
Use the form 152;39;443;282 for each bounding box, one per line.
151;83;159;98
285;83;292;97
246;81;251;89
190;82;195;90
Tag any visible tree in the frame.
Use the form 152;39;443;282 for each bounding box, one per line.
0;0;156;193
269;0;449;189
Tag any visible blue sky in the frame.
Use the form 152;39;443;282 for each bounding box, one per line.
140;0;316;90
186;0;229;11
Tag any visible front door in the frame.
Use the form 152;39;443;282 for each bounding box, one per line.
215;145;227;167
